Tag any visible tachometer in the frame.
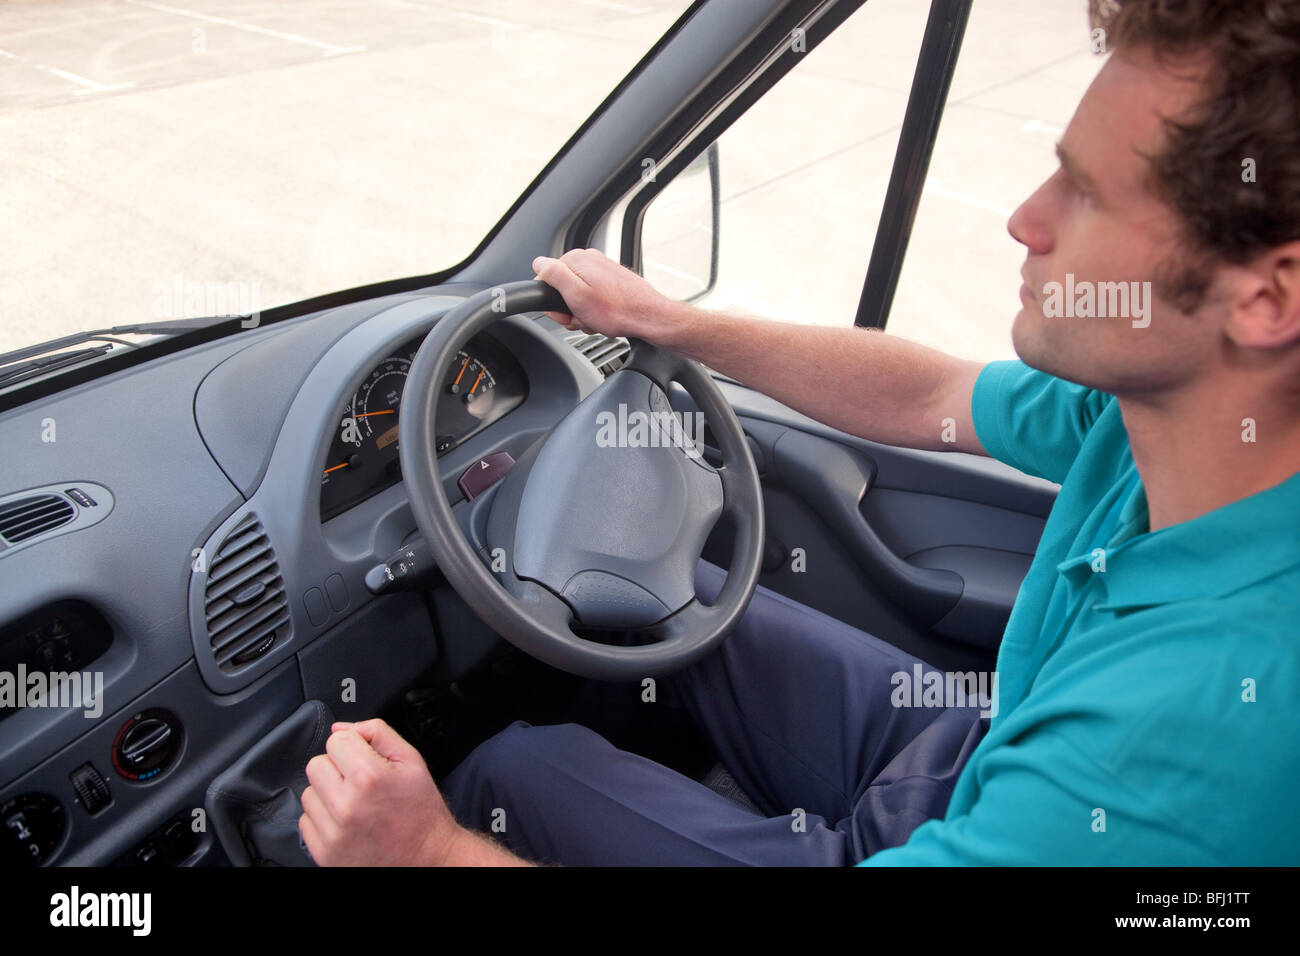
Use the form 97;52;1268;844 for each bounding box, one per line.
319;332;528;520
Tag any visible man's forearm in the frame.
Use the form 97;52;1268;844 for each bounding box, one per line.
441;826;536;866
655;302;987;454
531;249;987;454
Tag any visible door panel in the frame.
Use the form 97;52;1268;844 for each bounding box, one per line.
684;379;1058;672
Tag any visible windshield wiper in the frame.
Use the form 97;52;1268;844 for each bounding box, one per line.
0;316;236;387
0;345;119;388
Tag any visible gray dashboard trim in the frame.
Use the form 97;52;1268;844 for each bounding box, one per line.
187;297;602;694
0;335;253;781
195;292;432;497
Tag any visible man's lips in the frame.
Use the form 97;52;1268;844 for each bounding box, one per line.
1019;281;1035;304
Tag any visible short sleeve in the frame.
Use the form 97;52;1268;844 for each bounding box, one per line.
970;360;1116;485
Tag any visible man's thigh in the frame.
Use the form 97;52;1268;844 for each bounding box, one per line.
440;720;858;865
441;561;989;864
668;560;988;835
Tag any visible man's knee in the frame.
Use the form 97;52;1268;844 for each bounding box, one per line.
442;721;600;824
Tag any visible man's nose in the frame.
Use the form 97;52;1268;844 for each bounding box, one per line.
1007;181;1054;255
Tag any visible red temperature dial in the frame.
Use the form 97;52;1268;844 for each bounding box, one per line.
111;708;183;781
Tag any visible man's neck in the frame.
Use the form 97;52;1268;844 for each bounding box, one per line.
1119;378;1300;532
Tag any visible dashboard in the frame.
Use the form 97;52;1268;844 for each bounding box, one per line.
319;331;527;520
0;285;605;866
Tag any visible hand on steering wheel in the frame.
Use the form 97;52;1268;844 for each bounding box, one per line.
398;280;764;680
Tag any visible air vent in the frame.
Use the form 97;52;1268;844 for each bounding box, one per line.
203;514;288;672
566;331;630;378
0;494;75;544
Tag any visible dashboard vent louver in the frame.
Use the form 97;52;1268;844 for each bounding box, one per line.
203;514;288;671
566;331;630;378
0;494;75;544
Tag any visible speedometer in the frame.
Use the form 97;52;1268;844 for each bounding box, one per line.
318;332;528;520
355;357;409;450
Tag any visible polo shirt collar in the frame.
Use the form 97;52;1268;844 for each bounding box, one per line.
1062;468;1300;611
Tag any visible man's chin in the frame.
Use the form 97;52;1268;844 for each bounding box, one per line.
1010;309;1048;370
1011;311;1077;381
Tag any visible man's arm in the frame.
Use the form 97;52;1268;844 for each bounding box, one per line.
533;249;989;456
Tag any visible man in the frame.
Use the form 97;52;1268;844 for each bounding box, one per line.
299;0;1300;865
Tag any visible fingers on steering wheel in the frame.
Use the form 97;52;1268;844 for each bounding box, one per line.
558;249;594;287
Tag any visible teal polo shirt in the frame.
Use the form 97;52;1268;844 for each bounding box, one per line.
860;359;1300;865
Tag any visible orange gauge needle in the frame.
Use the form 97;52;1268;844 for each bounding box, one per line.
355;410;395;418
323;453;363;477
453;358;470;388
470;369;485;395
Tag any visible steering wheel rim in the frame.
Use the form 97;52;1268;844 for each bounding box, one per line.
399;279;764;681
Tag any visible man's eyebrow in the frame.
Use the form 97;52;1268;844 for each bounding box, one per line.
1055;142;1102;196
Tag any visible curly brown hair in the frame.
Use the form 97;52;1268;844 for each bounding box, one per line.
1089;1;1300;311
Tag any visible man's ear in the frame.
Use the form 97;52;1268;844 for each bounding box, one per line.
1226;241;1300;350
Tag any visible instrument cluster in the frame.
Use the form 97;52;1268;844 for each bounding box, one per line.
319;331;527;519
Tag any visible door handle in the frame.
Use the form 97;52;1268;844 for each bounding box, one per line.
769;429;963;627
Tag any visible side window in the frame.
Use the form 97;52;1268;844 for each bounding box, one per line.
632;1;1103;366
631;0;931;325
886;4;1103;362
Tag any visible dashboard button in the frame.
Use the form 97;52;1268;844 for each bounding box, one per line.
458;452;515;501
303;587;328;626
136;842;159;865
64;487;98;508
324;573;349;612
163;820;187;847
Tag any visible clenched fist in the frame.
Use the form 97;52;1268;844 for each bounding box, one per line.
299;719;531;867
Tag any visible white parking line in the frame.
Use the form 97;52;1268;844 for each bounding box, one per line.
455;12;526;30
1020;118;1065;137
924;180;1012;219
119;0;366;56
644;258;707;287
566;0;653;13
0;46;137;96
0;14;152;43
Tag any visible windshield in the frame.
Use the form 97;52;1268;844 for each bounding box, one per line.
0;1;692;356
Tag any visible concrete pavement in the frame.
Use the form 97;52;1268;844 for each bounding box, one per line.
1;0;1101;362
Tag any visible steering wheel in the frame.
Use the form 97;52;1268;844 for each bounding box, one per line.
398;280;764;681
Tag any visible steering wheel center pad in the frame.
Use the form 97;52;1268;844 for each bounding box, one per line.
513;368;723;628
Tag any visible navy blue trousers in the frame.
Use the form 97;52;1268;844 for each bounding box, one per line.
441;560;989;865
